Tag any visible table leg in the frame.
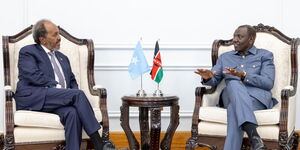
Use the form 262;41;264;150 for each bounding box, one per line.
150;108;161;150
139;107;150;150
160;104;180;150
120;103;139;150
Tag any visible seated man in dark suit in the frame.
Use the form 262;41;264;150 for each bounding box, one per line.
195;25;277;150
14;19;124;150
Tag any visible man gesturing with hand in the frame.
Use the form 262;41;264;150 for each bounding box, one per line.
195;25;277;150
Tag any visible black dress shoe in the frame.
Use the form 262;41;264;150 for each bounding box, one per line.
251;136;267;150
103;143;128;150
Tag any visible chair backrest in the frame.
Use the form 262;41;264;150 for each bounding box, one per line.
2;25;99;110
207;24;299;108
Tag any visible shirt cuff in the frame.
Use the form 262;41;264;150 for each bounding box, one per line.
56;84;62;88
201;78;213;85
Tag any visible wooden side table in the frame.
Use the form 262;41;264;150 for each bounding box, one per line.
120;95;179;150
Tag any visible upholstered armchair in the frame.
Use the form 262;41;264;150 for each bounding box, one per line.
2;25;111;149
186;24;299;150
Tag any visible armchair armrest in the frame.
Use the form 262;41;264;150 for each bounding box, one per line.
92;85;110;141
279;85;297;139
283;85;293;90
92;85;103;90
92;85;106;99
188;85;219;147
3;85;15;146
4;85;14;98
4;85;12;92
191;86;216;136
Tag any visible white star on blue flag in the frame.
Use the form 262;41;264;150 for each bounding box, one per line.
128;41;150;79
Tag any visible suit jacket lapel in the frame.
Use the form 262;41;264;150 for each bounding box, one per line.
36;45;55;79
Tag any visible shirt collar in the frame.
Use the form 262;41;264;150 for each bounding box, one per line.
41;45;53;54
234;46;257;55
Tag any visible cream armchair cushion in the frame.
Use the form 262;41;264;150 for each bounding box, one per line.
14;109;102;129
199;107;280;125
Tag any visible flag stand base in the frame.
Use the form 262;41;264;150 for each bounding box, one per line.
153;89;163;96
136;89;147;97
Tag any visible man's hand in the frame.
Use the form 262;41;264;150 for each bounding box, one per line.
223;67;245;78
194;69;216;80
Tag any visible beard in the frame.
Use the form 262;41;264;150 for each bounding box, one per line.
45;41;60;51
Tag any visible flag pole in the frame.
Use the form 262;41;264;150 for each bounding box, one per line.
141;75;143;89
154;83;163;96
136;37;146;96
137;75;146;96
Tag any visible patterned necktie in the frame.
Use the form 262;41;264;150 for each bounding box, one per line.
48;52;65;88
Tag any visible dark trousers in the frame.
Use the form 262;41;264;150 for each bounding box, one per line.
41;88;101;150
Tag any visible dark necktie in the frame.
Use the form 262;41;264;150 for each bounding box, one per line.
48;52;65;88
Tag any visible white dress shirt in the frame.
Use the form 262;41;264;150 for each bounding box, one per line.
41;45;66;88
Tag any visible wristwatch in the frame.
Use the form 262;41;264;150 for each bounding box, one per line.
241;71;247;81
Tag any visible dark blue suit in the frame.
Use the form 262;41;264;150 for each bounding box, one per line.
14;44;100;150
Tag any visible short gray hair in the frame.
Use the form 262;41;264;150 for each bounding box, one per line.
32;19;51;44
238;25;256;40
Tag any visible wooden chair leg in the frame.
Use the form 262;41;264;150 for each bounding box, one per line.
292;132;299;150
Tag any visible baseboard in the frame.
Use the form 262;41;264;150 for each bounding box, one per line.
111;130;300;150
0;130;298;149
0;131;190;149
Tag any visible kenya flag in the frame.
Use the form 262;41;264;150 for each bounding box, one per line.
150;41;163;83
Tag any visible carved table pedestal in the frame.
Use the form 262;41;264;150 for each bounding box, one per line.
120;95;179;150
